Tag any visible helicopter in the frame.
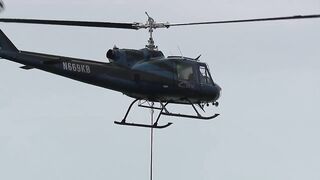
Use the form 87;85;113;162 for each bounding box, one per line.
0;10;319;128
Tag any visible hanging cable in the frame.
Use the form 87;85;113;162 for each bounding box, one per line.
150;102;154;180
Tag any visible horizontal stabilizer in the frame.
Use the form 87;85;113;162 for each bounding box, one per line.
20;65;34;70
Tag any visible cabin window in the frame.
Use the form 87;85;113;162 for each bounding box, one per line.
177;63;195;82
199;65;213;85
132;60;175;80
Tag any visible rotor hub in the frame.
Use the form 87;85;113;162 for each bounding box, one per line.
133;12;170;50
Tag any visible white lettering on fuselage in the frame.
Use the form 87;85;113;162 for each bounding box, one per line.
178;81;195;89
62;62;91;74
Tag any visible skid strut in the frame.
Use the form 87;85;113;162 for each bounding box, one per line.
161;99;219;120
114;99;173;129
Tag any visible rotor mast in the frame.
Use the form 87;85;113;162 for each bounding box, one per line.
145;12;156;50
134;12;169;50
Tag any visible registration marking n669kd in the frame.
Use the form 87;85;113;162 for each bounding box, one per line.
62;62;91;74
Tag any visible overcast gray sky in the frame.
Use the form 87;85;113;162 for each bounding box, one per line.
0;0;320;180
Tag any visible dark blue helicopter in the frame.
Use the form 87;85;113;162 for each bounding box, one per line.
0;12;319;128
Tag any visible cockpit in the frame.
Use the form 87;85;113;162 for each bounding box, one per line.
175;59;214;86
132;56;215;87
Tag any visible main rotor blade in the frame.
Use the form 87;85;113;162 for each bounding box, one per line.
169;14;320;27
0;18;139;30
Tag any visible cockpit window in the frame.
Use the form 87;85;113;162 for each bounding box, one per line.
199;64;213;85
177;62;195;82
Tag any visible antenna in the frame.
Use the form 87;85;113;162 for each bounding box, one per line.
178;46;184;57
195;54;201;61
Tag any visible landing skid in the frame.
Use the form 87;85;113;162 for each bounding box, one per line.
161;112;219;120
114;121;172;129
114;98;219;129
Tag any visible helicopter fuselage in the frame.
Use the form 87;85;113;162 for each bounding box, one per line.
0;50;221;105
0;30;221;105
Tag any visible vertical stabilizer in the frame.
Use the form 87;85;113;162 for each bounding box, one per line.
0;30;18;52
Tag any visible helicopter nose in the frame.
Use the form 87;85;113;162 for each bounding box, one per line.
214;84;222;101
216;83;222;92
